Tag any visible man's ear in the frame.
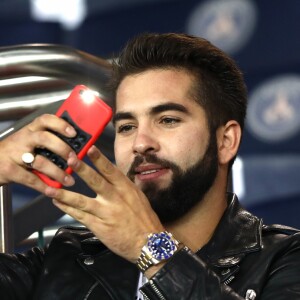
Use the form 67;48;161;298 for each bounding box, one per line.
216;120;241;165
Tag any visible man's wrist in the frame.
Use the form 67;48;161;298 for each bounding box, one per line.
136;231;181;274
143;243;185;278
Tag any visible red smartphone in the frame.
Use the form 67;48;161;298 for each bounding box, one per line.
33;85;113;188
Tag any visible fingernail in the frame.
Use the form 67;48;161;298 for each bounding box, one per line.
65;126;76;137
52;199;58;205
45;186;57;197
67;155;80;170
63;175;75;186
88;146;100;159
52;199;61;206
68;151;76;158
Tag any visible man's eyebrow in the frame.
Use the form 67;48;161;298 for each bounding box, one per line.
150;102;189;115
112;112;134;125
112;102;190;125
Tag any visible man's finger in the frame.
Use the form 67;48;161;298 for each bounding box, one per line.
46;187;90;211
67;152;112;193
87;146;131;187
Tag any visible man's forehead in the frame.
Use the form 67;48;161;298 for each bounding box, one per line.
116;68;195;93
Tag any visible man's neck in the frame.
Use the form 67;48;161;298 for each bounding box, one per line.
165;181;228;252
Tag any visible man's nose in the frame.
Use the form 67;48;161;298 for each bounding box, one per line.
132;129;160;155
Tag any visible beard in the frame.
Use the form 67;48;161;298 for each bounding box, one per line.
127;134;219;223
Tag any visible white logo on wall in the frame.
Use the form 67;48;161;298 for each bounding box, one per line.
186;0;257;54
247;75;300;142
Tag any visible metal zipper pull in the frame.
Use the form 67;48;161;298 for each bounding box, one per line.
245;289;256;300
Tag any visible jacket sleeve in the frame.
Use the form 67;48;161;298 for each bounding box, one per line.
140;240;300;300
140;247;244;300
0;247;45;300
259;233;300;300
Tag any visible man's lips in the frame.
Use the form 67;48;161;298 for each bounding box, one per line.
135;164;164;173
134;164;169;181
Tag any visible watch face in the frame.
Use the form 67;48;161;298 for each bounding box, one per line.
147;232;177;260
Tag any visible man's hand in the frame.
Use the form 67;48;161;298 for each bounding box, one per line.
45;145;165;263
0;114;76;192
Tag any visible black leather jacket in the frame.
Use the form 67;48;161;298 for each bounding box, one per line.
0;193;300;299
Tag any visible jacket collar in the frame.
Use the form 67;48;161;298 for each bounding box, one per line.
199;193;263;267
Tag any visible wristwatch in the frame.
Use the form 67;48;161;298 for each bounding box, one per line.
136;231;180;273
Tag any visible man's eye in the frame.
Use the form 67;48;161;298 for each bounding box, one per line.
117;124;135;133
160;117;180;125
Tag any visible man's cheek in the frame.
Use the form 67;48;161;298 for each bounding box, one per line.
114;157;129;175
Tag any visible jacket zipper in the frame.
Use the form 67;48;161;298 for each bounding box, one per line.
140;280;166;300
140;290;150;300
224;275;235;285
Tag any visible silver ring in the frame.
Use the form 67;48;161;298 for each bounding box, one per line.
21;152;35;169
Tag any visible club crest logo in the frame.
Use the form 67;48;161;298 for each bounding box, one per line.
186;0;257;54
246;75;300;142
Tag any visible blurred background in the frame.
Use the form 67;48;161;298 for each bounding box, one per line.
0;0;300;251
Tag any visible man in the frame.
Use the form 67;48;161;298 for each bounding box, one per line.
0;33;299;299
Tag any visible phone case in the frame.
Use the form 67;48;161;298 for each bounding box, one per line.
33;84;113;188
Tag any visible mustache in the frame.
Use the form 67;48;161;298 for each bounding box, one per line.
127;154;179;180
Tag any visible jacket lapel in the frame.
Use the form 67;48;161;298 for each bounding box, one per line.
198;193;263;283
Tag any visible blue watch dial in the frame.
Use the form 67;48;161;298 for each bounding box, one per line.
147;232;177;260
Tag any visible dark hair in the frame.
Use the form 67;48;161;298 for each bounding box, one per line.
110;33;247;166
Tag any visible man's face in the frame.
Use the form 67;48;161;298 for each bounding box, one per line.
113;69;218;222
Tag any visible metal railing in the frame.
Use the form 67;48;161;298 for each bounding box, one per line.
0;185;13;253
0;44;114;253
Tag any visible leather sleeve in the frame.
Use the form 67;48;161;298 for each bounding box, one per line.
0;247;45;300
259;233;300;300
140;247;244;300
141;234;300;300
